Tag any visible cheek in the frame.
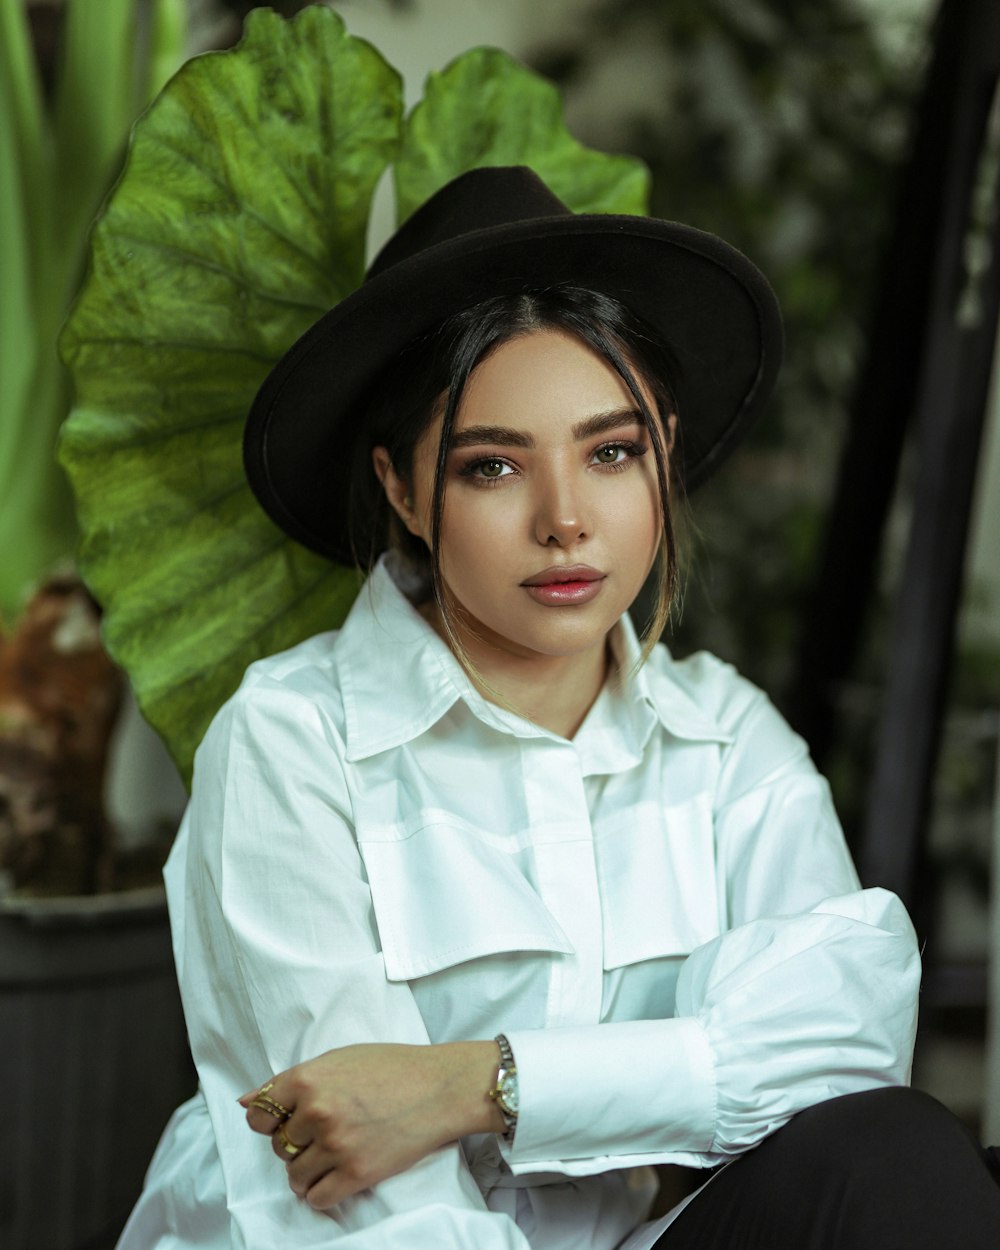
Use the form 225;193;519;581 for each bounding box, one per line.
607;471;661;534
441;485;516;533
438;495;510;571
436;501;535;615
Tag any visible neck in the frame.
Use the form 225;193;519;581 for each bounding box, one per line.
419;602;612;739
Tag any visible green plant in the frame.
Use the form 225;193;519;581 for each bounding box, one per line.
58;5;648;787
0;0;186;894
0;0;186;622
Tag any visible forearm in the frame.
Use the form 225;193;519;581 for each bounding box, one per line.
423;1040;509;1142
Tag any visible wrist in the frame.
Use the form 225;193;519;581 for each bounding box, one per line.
486;1033;518;1140
435;1040;508;1140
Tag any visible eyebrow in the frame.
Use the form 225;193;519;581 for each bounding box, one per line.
448;407;644;451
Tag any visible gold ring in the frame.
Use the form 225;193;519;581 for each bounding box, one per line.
249;1093;292;1121
277;1127;304;1158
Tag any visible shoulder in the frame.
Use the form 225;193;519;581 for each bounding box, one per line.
647;645;780;739
184;631;364;867
656;648;759;717
648;645;815;793
195;629;351;779
240;628;343;700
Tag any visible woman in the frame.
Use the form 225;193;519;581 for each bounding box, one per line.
119;167;1000;1249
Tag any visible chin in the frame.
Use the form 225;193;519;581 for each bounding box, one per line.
514;621;619;659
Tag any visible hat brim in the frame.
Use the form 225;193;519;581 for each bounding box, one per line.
244;213;783;564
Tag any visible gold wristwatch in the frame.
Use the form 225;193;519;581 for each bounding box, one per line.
487;1033;519;1139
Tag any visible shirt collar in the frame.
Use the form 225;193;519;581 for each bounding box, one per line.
335;554;458;761
571;610;732;776
336;554;556;761
335;553;731;763
614;610;734;746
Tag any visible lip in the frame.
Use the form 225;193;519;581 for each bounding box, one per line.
521;565;606;607
521;564;605;587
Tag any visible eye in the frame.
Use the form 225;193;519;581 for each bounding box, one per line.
592;440;646;467
458;455;515;485
456;453;517;486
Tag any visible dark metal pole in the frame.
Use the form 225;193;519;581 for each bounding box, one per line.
789;0;984;768
858;0;1000;921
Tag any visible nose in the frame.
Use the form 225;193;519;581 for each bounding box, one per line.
532;471;590;547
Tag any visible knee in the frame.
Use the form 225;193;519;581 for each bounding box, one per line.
781;1085;972;1179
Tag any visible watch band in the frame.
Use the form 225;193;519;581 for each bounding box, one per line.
488;1033;519;1139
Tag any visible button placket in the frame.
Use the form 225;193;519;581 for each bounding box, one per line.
523;743;605;1028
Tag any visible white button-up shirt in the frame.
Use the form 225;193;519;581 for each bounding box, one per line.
121;554;920;1250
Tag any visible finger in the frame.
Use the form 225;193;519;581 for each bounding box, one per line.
272;1123;311;1164
246;1103;288;1135
303;1165;367;1211
285;1141;338;1197
243;1079;278;1102
243;1081;294;1135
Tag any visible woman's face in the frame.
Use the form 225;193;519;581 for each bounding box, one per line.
378;327;667;667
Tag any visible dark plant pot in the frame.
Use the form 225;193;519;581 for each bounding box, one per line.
0;887;193;1250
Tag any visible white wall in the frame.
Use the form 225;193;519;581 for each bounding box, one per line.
329;0;535;101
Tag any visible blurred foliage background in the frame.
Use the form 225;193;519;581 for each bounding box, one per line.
529;0;932;698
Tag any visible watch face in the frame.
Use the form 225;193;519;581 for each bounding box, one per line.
500;1072;519;1115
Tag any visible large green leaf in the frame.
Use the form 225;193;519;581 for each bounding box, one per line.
60;7;401;784
60;16;652;787
395;47;650;222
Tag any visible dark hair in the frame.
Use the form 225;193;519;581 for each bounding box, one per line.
349;284;683;652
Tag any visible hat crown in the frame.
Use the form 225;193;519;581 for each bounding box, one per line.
368;166;571;280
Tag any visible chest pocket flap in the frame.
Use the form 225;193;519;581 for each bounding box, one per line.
357;818;574;982
597;794;722;969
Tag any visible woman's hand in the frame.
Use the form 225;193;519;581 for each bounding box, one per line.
239;1041;505;1209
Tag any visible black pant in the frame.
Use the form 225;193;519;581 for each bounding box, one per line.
654;1087;1000;1249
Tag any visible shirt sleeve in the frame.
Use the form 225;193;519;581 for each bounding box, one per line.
501;683;921;1176
170;677;530;1250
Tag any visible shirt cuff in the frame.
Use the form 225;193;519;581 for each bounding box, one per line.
501;1017;717;1175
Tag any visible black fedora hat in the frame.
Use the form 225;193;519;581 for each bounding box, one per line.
244;165;783;565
